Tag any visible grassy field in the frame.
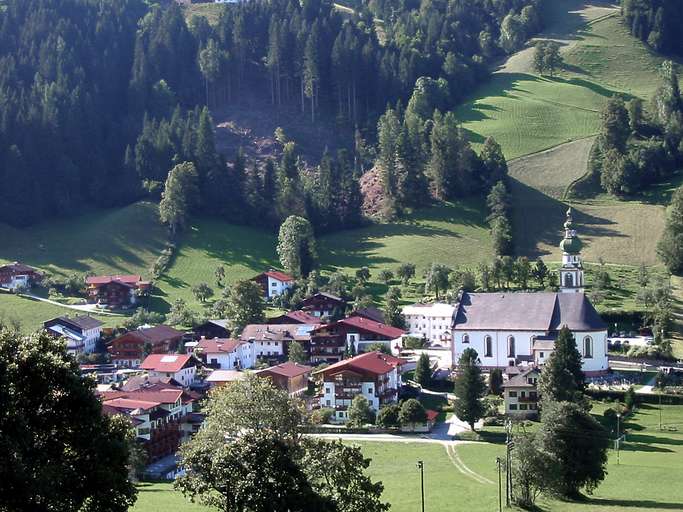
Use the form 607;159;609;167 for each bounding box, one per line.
156;200;492;312
131;403;683;512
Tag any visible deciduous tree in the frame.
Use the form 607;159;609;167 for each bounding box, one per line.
277;215;318;278
453;348;486;430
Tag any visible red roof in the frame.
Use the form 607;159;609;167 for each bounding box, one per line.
86;274;142;285
257;361;313;379
318;351;403;377
337;316;405;339
277;310;320;324
261;270;295;282
140;354;195;373
103;397;162;411
195;338;246;354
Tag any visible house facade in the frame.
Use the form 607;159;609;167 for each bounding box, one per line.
402;302;456;346
253;270;295;298
240;323;317;361
193;319;230;340
502;367;540;418
0;262;42;291
193;338;256;370
256;361;313;396
44;315;103;355
101;383;197;461
108;325;185;368
86;275;151;309
309;317;405;364
140;354;198;387
300;292;347;318
316;351;403;423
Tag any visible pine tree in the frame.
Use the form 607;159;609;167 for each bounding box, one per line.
414;353;432;388
453;348;487;430
538;326;586;405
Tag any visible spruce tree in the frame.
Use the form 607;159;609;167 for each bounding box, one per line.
414;353;432;388
453;348;487;430
538;326;586;405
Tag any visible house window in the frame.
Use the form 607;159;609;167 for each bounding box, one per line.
529;403;537;410
539;352;544;358
326;400;331;406
485;336;493;357
520;391;526;398
368;387;373;394
519;404;528;411
507;336;516;358
462;334;470;344
325;387;331;394
509;404;518;410
509;391;517;398
584;336;593;359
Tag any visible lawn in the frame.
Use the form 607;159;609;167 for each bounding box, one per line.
130;403;683;512
157;200;493;312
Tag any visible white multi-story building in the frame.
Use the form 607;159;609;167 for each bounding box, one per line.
194;338;256;370
316;351;403;423
253;270;295;299
44;315;103;355
402;302;456;346
140;354;198;387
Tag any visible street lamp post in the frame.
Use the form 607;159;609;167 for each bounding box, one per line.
495;457;503;512
616;412;621;465
416;460;425;512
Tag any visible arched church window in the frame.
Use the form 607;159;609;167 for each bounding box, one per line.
462;334;470;344
583;336;593;359
507;336;516;358
485;336;493;357
564;273;574;287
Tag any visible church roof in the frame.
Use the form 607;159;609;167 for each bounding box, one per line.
453;292;606;332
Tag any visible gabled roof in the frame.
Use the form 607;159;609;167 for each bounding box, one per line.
256;361;313;379
120;375;183;392
256;270;295;282
350;307;386;324
302;292;346;304
206;370;248;383
113;325;184;345
453;292;606;332
503;368;540;388
47;315;103;331
317;351;403;377
103;397;161;412
86;275;145;286
336;316;405;339
195;338;246;354
269;310;319;324
0;262;39;273
140;354;195;373
402;302;456;317
197;319;230;329
241;324;317;342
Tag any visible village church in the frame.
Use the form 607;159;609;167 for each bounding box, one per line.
451;209;608;375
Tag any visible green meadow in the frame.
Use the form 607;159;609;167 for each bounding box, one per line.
131;403;683;512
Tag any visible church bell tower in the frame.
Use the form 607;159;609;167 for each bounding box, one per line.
559;208;584;293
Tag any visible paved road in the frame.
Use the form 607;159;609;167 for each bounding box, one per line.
18;293;124;317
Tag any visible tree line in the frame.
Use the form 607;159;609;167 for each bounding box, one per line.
586;61;682;197
0;0;546;228
621;0;683;56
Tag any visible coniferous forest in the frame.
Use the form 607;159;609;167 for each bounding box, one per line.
0;0;545;230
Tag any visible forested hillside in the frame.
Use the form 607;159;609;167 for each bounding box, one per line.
621;0;683;56
0;0;545;230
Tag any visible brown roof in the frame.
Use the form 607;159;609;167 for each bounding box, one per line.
453;292;606;332
350;307;386;324
48;315;103;331
256;361;313;379
269;310;320;324
336;316;405;339
140;354;195;373
0;262;39;273
302;292;346;304
115;325;184;344
103;398;161;412
317;351;403;377
86;274;142;285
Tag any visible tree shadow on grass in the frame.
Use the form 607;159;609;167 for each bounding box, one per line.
626;433;683;446
585;498;683;509
509;178;627;259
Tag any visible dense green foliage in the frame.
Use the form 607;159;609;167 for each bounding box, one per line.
621;0;683;56
658;185;683;274
453;348;487;430
0;0;544;230
0;327;137;511
538;326;586;405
